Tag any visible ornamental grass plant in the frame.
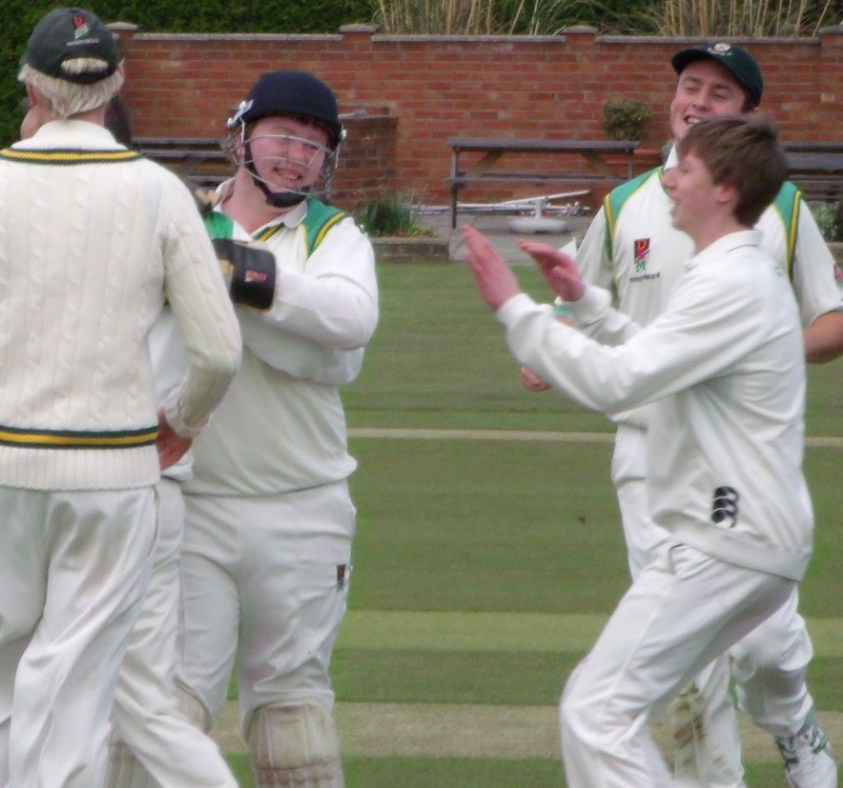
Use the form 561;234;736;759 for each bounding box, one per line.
372;0;837;34
635;0;836;36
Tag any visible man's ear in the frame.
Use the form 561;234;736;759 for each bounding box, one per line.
26;83;40;107
716;179;739;208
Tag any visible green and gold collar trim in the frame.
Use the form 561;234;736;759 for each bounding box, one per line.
0;148;142;165
0;424;157;449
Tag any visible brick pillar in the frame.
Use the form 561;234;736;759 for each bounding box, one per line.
818;25;843;140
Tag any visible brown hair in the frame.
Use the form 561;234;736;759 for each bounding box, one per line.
676;114;788;227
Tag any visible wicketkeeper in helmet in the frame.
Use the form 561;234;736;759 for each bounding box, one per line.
175;71;379;787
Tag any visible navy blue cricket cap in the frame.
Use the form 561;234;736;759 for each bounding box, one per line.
672;42;763;108
21;7;119;84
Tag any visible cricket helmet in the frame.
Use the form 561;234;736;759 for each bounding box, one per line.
227;70;345;207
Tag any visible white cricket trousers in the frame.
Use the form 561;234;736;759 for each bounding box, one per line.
560;542;794;788
0;486;155;788
109;479;237;787
614;425;815;729
179;481;355;735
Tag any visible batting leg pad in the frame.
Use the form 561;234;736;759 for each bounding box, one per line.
669;662;745;787
176;684;213;733
248;701;345;788
105;739;157;788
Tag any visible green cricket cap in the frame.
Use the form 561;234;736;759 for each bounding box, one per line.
671;42;763;108
21;7;119;84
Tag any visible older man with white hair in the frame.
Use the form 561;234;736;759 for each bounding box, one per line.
0;8;241;786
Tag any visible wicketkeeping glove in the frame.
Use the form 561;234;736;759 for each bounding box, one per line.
212;238;277;311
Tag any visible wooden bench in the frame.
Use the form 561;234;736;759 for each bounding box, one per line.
783;142;843;204
133;136;233;188
446;137;641;228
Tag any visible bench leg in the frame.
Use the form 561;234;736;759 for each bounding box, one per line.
450;184;459;229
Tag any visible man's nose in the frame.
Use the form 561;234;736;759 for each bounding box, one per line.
693;90;713;109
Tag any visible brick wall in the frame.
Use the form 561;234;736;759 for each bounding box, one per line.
115;24;843;212
335;110;398;208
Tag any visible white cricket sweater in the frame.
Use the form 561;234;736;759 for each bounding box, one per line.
183;193;379;496
498;231;813;581
0;121;242;491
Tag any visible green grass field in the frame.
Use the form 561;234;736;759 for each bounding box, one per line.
222;263;843;786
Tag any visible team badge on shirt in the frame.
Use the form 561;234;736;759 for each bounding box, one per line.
633;238;650;272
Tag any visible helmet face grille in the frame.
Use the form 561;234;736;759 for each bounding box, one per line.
227;125;341;205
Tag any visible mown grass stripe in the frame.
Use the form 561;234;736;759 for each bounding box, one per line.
348;428;843;447
350;428;614;442
341;611;605;652
340;610;843;657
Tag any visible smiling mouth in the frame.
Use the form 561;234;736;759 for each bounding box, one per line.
273;168;304;183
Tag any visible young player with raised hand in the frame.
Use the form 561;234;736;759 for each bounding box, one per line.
463;113;821;787
524;42;840;788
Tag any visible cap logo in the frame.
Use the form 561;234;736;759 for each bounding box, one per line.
710;42;733;55
72;14;90;40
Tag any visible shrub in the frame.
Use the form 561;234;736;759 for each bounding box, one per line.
601;98;654;141
813;202;843;243
0;0;377;147
353;194;431;237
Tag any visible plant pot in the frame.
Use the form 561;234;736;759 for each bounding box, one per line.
371;235;450;264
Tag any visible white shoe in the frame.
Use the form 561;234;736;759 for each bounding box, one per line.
775;721;838;788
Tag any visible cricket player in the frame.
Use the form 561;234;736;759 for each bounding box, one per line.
565;43;839;788
464;113;813;787
17;66;239;788
105;303;239;788
175;71;379;787
0;7;241;786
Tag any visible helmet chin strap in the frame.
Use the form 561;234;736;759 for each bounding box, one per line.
244;140;307;208
260;182;307;208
